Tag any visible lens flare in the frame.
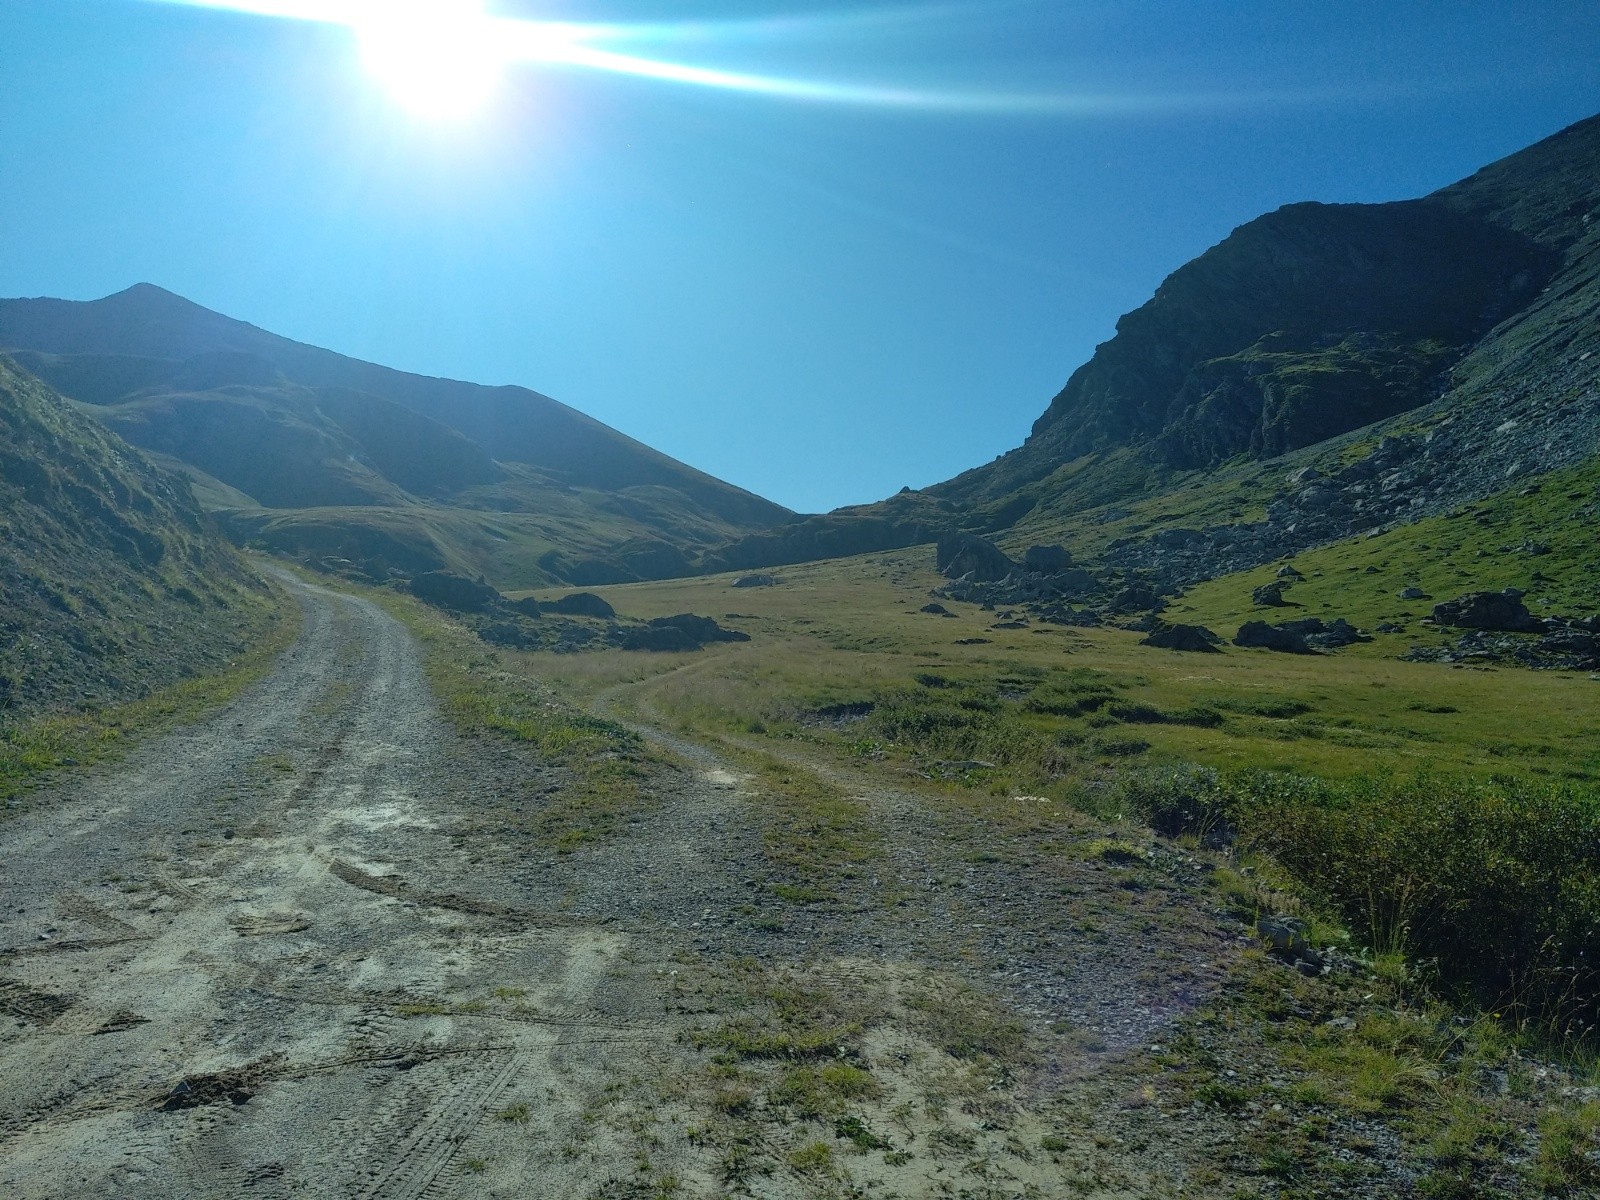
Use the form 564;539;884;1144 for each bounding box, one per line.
140;0;1317;118
353;0;501;118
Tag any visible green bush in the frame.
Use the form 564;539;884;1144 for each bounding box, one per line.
1130;765;1600;1037
1116;765;1233;845
1236;771;1600;1036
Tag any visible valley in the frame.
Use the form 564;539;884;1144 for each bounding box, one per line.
6;560;1598;1199
1;102;1597;1200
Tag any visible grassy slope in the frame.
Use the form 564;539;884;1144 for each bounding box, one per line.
514;539;1600;787
1170;456;1600;634
0;358;285;723
0;288;795;589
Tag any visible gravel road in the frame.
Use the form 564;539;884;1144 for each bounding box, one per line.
0;573;1239;1199
0;573;681;1199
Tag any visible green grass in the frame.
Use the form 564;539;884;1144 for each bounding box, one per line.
519;530;1600;789
1172;456;1600;640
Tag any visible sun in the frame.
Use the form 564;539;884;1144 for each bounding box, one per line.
354;0;503;119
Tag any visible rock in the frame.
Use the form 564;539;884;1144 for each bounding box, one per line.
1234;621;1314;654
1276;565;1304;579
1140;623;1222;652
1257;914;1310;959
615;612;753;653
1432;590;1543;632
647;613;749;644
935;534;1016;583
1376;622;1405;634
1252;582;1289;607
1022;544;1073;573
1399;586;1429;600
476;619;541;650
409;570;501;613
1109;585;1162;614
731;573;777;588
543;592;616;618
919;602;952;615
508;597;543;618
1050;568;1101;596
1296;617;1368;650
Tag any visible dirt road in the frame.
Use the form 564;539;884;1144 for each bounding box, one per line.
0;574;693;1199
1;574;1239;1199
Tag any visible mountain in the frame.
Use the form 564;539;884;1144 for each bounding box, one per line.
709;112;1600;577
0;286;791;587
0;357;274;723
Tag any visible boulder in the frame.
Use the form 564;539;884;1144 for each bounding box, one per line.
920;602;953;616
1053;568;1101;596
1432;590;1542;633
1252;582;1288;607
1283;617;1369;650
1276;565;1304;579
1140;623;1222;652
1108;585;1162;614
508;597;543;618
545;592;616;619
618;624;698;652
732;573;777;588
935;534;1015;583
1257;914;1311;959
1234;620;1315;654
1022;544;1073;573
647;613;750;644
409;570;500;613
1399;586;1429;601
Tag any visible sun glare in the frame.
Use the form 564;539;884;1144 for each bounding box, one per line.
354;0;502;119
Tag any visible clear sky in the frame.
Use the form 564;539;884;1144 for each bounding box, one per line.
2;1;1597;513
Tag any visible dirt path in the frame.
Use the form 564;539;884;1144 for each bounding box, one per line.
596;661;1239;1058
0;574;679;1200
0;578;1243;1198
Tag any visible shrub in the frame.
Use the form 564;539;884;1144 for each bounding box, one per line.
1231;771;1600;1037
1116;765;1233;845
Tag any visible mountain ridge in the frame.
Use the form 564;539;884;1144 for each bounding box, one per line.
707;111;1600;578
0;285;793;588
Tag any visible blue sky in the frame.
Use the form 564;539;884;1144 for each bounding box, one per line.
2;1;1597;513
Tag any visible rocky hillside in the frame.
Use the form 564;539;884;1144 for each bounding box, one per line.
0;286;791;588
711;112;1600;579
0;357;275;724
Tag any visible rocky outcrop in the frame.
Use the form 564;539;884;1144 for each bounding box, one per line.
409;570;500;613
936;534;1016;582
616;614;750;652
543;592;616;619
1235;621;1315;654
1236;616;1369;654
1140;624;1222;652
1022;544;1073;573
1432;590;1543;633
1406;619;1600;671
